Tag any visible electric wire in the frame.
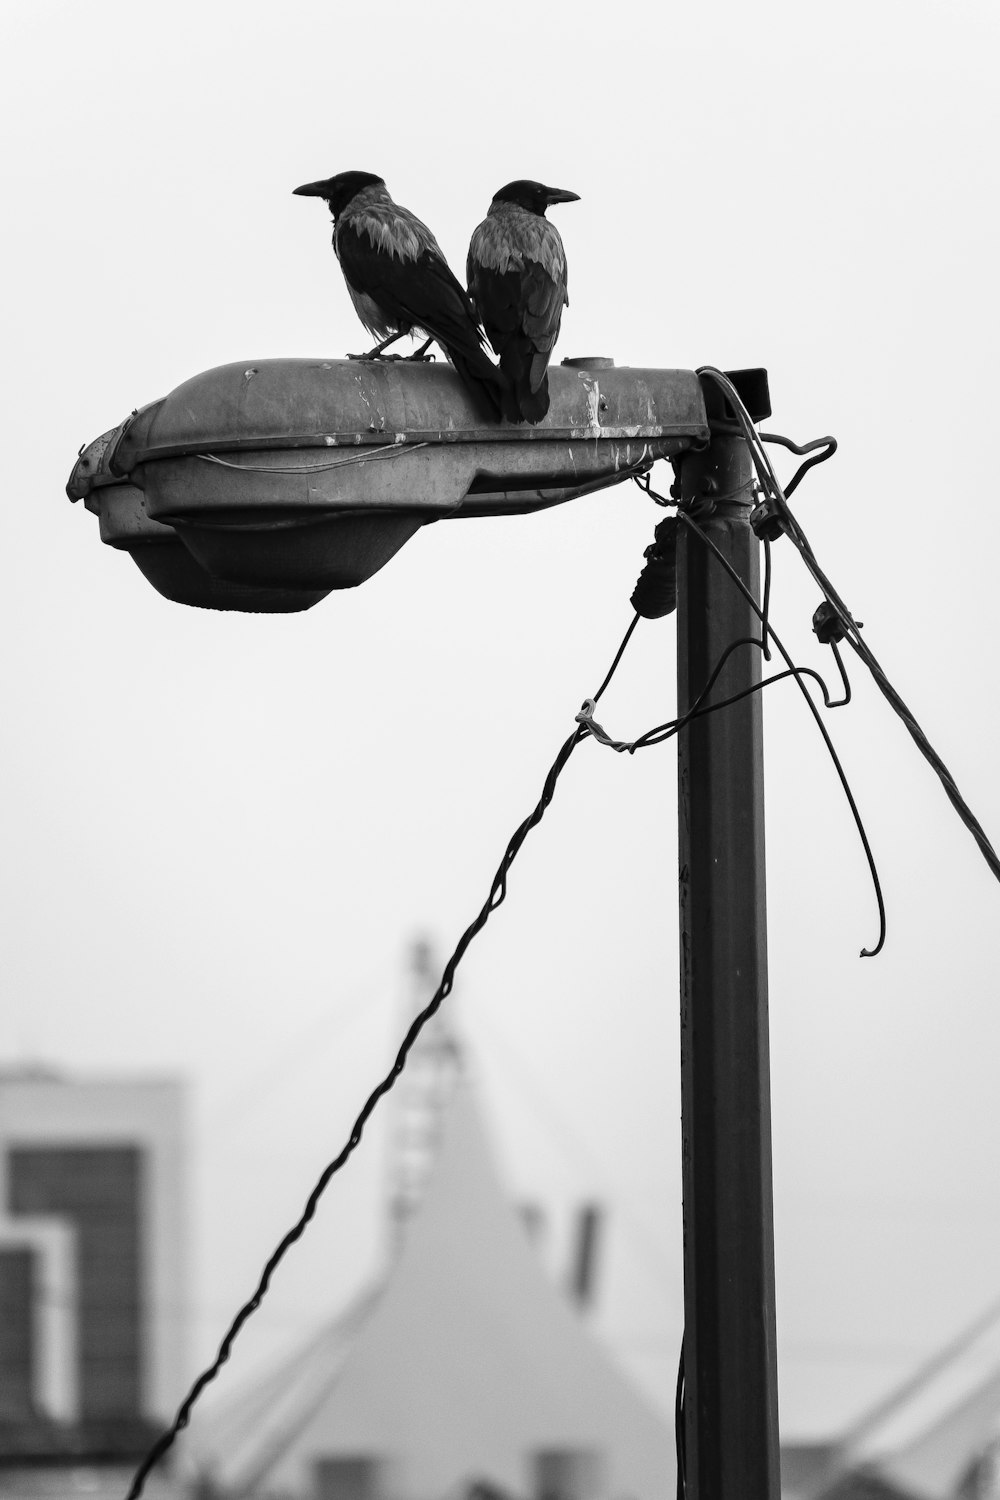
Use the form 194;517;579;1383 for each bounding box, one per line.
675;1341;686;1500
759;430;838;500
632;469;773;658
760;536;773;660
676;506;886;958
195;442;429;475
122;612;643;1500
592;610;641;696
698;365;1000;889
828;640;852;709
577;636;849;754
623;473;885;954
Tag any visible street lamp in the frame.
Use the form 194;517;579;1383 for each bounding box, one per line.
67;354;780;1499
69;358;708;604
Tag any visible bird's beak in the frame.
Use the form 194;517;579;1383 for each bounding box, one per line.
545;188;581;205
293;179;334;198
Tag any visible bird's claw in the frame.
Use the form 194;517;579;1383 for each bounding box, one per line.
347;351;409;362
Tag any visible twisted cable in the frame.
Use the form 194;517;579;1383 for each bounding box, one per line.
697;365;1000;888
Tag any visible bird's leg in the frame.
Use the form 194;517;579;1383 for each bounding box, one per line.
404;339;436;362
347;331;407;361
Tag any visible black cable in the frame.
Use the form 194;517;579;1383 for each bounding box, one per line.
675;1339;686;1500
759;430;838;500
631;636;850;751
580;636;844;754
122;614;643;1500
698;365;1000;890
626;469;884;954
760;535;773;661
828;641;851;709
593;611;641;698
844;630;1000;879
635;662;842;749
676;508;886;958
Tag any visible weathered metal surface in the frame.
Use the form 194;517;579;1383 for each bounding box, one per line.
110;359;709;464
457;466;640;518
130;438;684;527
97;482;176;548
106;361;705;535
703;366;772;423
67;425;123;504
133;445;478;524
69;362;710;603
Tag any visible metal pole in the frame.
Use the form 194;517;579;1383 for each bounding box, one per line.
675;428;781;1498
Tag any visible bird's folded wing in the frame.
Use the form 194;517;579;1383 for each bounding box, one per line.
521;261;567;352
470;260;566;359
337;225;487;352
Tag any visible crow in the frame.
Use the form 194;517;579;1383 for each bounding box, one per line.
293;170;506;421
467;181;580;424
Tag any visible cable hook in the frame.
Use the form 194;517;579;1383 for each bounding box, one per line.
759;431;838;499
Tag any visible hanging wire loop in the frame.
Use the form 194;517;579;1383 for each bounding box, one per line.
759;430;838;499
630;465;886;958
677;505;886;958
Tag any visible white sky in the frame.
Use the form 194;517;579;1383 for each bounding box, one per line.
2;0;1000;1447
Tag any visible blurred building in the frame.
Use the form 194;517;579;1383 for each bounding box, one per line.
186;1050;673;1500
0;1068;186;1467
786;1298;1000;1500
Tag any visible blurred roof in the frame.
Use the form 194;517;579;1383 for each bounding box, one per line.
812;1300;1000;1499
188;1067;672;1499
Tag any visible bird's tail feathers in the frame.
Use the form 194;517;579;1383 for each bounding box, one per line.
444;341;510;423
512;381;550;424
499;343;552;424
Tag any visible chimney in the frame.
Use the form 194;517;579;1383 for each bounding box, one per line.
567;1203;602;1312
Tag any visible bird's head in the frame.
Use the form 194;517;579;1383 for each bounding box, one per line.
491;181;580;217
293;170;386;218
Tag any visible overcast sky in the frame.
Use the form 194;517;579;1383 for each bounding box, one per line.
3;0;1000;1447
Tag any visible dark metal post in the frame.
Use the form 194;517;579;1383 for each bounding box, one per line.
675;429;781;1498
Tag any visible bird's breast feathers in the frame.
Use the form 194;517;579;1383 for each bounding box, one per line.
334;185;443;264
471;201;567;287
345;284;398;340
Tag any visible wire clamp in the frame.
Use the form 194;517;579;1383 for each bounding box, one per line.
812;600;849;645
631;516;678;618
634;470;679;509
575;700;635;753
576;698;608;742
749;497;785;542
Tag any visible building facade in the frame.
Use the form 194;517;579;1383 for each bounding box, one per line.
0;1069;186;1458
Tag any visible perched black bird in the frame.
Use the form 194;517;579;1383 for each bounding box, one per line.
293;169;506;420
467;180;580;424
